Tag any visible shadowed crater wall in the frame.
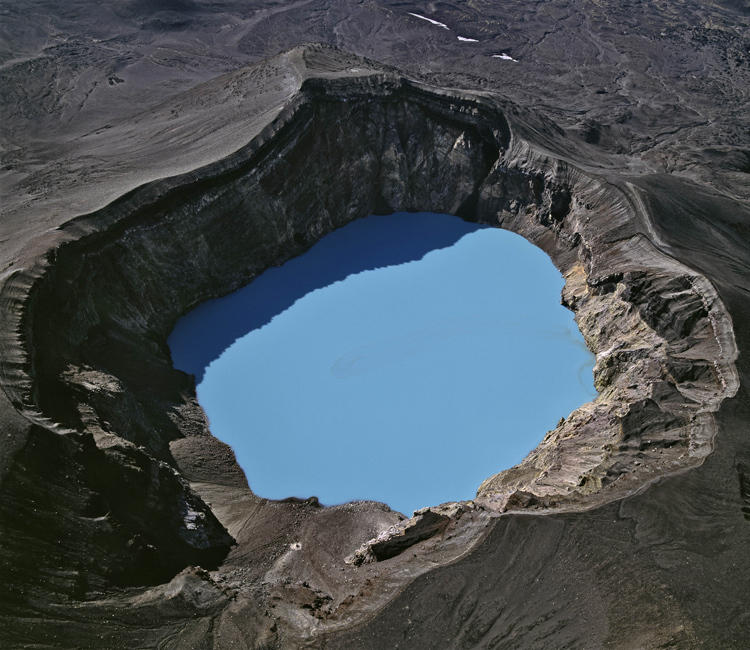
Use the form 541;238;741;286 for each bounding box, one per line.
168;212;488;385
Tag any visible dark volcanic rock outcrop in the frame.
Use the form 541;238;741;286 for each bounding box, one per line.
1;2;749;647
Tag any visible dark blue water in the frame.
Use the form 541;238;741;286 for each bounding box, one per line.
169;212;595;515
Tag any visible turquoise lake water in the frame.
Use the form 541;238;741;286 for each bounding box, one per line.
169;212;596;515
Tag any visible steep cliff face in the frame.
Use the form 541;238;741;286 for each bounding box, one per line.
0;44;743;647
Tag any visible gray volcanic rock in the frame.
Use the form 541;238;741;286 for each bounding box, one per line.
1;2;749;648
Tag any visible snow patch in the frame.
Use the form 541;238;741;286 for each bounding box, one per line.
457;36;479;42
596;343;619;360
492;53;518;62
407;12;450;29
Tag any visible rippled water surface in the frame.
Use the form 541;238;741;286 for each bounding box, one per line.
169;212;596;514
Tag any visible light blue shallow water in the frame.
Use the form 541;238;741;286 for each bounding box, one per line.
169;212;596;515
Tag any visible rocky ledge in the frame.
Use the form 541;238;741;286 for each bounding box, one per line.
0;45;744;647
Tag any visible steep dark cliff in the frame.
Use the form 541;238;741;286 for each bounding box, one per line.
1;3;749;648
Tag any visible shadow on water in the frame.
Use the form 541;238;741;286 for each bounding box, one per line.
169;212;488;382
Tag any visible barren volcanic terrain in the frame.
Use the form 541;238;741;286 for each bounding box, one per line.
1;1;749;648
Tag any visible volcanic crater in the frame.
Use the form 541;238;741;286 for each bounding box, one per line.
1;39;748;649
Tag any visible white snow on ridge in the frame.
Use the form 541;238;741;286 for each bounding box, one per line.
492;53;518;62
407;12;450;29
404;12;483;45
